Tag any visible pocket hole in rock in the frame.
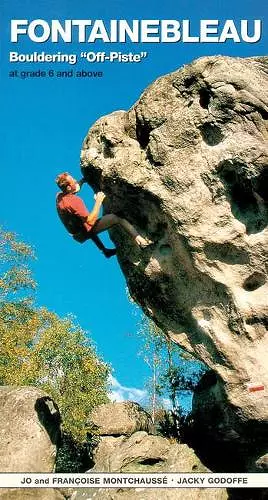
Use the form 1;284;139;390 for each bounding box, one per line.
159;244;172;256
243;272;266;291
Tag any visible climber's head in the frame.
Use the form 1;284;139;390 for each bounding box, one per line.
55;172;80;194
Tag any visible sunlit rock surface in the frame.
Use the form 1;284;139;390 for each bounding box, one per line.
0;386;63;499
81;56;268;470
75;403;227;500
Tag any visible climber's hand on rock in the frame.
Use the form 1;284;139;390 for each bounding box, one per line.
78;177;86;187
94;192;106;204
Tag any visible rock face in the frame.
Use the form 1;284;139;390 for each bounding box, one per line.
89;401;152;435
75;435;227;499
0;489;65;500
0;386;61;472
82;433;227;500
90;431;209;473
0;386;63;500
75;402;227;500
81;56;268;470
76;490;225;500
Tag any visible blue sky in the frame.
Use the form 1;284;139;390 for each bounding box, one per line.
1;0;267;402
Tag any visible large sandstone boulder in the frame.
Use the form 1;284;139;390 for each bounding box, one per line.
0;386;61;472
74;485;227;500
89;401;152;435
0;386;63;500
190;371;268;472
74;431;227;500
0;489;65;500
81;55;268;470
91;431;209;473
75;487;227;500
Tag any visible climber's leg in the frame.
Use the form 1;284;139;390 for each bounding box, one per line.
89;233;117;259
91;214;152;248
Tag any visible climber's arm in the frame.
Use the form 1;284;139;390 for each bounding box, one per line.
86;192;106;225
68;192;105;226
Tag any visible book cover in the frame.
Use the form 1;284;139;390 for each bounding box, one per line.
1;0;267;498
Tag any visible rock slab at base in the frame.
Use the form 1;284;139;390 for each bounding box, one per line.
89;401;152;436
0;386;62;500
73;431;227;500
0;489;65;500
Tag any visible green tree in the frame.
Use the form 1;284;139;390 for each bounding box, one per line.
137;316;207;427
137;317;166;423
0;228;110;443
0;228;36;299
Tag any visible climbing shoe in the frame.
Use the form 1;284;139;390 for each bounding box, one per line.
103;248;117;258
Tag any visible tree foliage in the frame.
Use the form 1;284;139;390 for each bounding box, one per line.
0;228;110;443
0;228;36;299
137;316;207;423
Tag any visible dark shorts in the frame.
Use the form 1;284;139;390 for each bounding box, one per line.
72;233;90;243
71;219;100;243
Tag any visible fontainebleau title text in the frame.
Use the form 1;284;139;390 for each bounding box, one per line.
11;19;262;44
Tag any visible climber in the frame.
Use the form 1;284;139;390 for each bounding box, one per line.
55;172;151;258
